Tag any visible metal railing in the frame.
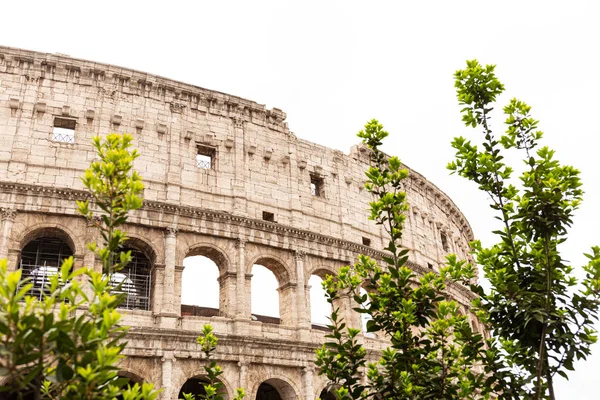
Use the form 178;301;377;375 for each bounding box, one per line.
17;262;65;301
52;131;75;143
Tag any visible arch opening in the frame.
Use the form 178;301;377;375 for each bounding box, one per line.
112;247;152;311
178;377;229;400
319;388;337;400
18;236;74;300
251;264;280;323
255;378;296;400
308;275;331;330
181;255;221;317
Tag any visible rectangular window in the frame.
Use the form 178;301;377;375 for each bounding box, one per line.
362;237;371;247
52;117;76;143
196;145;216;169
310;174;323;197
440;232;449;252
262;211;275;222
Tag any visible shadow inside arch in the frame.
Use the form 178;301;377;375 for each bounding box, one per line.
256;378;297;400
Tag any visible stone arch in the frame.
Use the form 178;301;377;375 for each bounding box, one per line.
117;370;145;384
316;384;338;400
183;242;231;274
248;254;295;324
252;376;299;400
15;223;80;256
305;265;338;285
175;370;233;400
247;254;291;285
180;242;232;317
123;234;158;264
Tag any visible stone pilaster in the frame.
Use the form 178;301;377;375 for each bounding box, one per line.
160;353;175;400
278;281;298;327
217;270;237;318
162;227;178;316
238;361;248;393
302;366;315;400
295;250;311;332
235;238;248;319
0;208;17;260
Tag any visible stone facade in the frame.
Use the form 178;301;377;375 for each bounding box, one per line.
0;46;479;399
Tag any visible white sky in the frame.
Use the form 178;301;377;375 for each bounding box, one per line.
3;1;599;397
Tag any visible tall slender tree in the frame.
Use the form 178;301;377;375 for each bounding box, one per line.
450;60;600;399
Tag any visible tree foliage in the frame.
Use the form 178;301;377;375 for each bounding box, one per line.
179;324;245;400
0;133;159;399
449;60;600;399
315;120;507;399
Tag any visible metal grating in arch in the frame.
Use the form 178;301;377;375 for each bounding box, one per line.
111;247;152;311
18;236;74;301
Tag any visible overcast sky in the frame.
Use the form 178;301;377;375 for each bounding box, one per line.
3;1;599;397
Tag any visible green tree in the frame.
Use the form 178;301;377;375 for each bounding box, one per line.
179;324;245;400
0;133;160;400
314;120;513;399
449;60;600;399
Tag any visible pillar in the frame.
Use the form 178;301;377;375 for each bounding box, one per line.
302;367;315;400
235;238;248;319
238;361;248;393
0;208;17;261
295;251;311;335
217;271;237;318
278;282;298;326
161;353;175;400
162;227;178;316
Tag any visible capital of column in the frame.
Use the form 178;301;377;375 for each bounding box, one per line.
0;208;17;222
235;238;247;249
302;365;315;374
232;116;245;129
295;250;306;261
165;226;178;237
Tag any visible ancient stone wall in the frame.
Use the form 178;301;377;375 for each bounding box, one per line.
0;46;478;400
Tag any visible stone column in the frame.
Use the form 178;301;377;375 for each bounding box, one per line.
302;366;315;400
162;227;178;316
161;353;175;400
238;361;248;394
0;208;17;261
295;251;311;335
174;264;185;314
235;238;248;319
217;271;237;318
278;282;298;327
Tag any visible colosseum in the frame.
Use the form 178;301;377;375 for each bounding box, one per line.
0;46;478;399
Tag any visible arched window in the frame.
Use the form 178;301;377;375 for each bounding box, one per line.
181;255;220;317
19;236;74;300
251;264;280;322
308;275;331;328
111;247;152;311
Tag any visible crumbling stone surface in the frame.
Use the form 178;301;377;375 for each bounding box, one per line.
0;46;479;399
